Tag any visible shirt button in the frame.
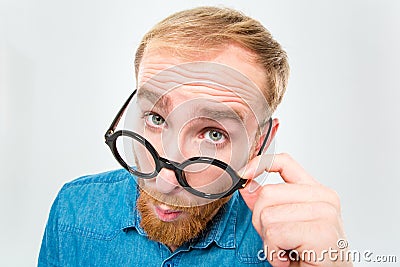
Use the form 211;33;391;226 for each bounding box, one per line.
164;263;172;267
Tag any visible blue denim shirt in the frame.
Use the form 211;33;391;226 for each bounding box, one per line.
39;169;272;266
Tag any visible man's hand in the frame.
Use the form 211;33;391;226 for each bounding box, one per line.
239;153;352;267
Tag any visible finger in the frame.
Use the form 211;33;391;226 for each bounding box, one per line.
240;182;339;213
263;221;343;266
259;202;339;226
269;153;317;185
239;179;262;211
254;183;341;210
264;221;335;256
241;153;318;185
251;184;341;236
262;247;291;267
238;154;274;180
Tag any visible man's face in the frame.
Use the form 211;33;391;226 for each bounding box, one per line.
132;43;269;247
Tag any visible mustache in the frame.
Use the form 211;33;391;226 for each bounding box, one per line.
138;186;206;212
138;183;231;215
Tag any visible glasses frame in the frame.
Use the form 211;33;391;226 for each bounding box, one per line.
104;89;272;199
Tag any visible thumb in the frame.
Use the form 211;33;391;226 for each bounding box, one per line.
238;154;274;211
239;179;262;211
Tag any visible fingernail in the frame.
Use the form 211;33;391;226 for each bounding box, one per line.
247;179;261;193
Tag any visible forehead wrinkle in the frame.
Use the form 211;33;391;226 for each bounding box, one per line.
137;86;173;114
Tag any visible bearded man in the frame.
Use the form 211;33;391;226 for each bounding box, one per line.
39;6;351;267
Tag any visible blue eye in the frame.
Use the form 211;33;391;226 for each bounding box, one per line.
205;129;226;143
145;113;165;127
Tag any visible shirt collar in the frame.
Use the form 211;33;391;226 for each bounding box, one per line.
121;176;143;233
190;192;238;249
121;176;238;249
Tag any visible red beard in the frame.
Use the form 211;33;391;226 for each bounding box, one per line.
136;187;231;248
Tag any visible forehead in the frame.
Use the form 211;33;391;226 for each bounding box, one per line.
137;44;269;125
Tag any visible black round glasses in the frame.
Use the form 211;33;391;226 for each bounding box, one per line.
104;90;272;199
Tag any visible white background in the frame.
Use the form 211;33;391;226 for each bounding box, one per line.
1;0;399;266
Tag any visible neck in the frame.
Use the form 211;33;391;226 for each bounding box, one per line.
168;245;178;252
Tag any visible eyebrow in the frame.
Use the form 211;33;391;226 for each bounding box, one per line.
196;106;245;125
137;86;173;115
137;86;246;124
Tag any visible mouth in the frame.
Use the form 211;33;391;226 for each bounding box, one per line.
153;204;184;222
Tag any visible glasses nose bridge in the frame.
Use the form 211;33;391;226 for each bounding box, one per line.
158;157;182;174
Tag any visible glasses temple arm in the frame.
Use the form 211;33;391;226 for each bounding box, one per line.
257;117;273;156
105;89;137;136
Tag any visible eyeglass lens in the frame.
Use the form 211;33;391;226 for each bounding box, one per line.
115;134;234;195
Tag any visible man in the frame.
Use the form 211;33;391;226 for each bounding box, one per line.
39;6;351;267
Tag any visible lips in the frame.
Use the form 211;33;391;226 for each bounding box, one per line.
154;204;183;222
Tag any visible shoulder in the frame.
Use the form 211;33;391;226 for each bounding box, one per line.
58;169;133;208
54;169;136;238
62;168;131;188
59;168;133;200
39;169;139;265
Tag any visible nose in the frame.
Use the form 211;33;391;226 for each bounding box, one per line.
155;167;183;195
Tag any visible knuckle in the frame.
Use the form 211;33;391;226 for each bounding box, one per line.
326;202;339;218
314;185;341;210
265;222;282;240
251;215;262;237
251;214;258;227
329;189;341;210
315;202;338;219
259;184;272;200
279;152;293;162
260;207;273;225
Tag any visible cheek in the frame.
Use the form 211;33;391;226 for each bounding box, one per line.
223;132;255;169
184;166;234;195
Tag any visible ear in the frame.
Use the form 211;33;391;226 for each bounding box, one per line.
253;118;280;156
